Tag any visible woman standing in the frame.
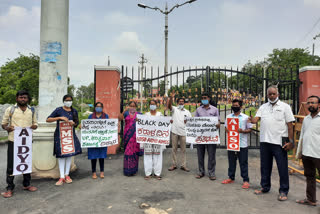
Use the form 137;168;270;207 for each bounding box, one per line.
143;100;165;180
118;101;142;176
87;102;108;179
46;95;82;186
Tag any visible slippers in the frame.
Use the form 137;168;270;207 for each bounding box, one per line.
296;199;316;206
154;176;162;180
278;193;288;201
242;182;250;189
23;186;37;192
1;190;13;198
168;166;177;171
221;179;234;184
254;189;268;195
209;176;216;181
195;174;205;179
180;166;190;172
144;176;151;180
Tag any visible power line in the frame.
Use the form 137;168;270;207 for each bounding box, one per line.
296;16;320;46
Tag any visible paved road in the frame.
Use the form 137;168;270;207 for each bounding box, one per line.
0;143;318;214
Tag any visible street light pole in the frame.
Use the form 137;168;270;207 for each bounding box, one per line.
138;0;197;96
312;33;320;65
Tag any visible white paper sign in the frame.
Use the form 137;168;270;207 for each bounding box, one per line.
186;117;220;144
13;127;32;175
136;115;172;146
81;119;118;148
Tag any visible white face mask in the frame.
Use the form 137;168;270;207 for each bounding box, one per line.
268;97;279;104
64;101;72;107
178;105;184;110
150;105;157;111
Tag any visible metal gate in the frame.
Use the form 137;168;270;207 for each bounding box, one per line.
120;65;300;149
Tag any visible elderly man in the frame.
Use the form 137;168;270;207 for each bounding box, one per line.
168;91;192;172
296;95;320;206
250;85;294;201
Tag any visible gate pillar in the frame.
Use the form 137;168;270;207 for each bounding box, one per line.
299;66;320;104
94;66;121;154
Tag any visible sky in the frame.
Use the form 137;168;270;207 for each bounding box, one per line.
0;0;320;87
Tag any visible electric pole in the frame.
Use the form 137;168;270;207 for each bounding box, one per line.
138;54;148;112
312;33;320;65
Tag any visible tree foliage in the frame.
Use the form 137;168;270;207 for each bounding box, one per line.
0;53;39;104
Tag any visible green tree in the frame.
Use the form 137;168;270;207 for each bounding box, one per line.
0;53;39;104
76;82;94;104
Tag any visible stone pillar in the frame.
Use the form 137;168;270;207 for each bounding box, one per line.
94;66;121;154
32;0;75;179
299;66;320;104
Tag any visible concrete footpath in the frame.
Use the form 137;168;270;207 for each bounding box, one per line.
0;143;319;214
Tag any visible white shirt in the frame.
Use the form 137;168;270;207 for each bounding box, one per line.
171;106;192;136
299;112;320;158
225;113;253;148
255;100;295;145
145;111;162;117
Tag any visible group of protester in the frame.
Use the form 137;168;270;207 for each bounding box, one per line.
1;89;319;208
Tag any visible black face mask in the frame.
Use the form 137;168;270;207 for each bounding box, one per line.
232;106;241;113
308;106;318;113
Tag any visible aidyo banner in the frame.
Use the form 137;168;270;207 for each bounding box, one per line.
81;119;118;148
59;121;75;155
186;117;220;144
227;118;240;151
13;127;32;175
136;115;171;146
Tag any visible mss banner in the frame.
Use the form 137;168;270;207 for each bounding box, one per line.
186;117;220;144
59;121;75;155
81;119;118;148
136;115;171;146
13;127;32;176
227;118;240;151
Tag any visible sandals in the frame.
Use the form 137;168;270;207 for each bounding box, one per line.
296;199;317;206
254;189;268;195
92;173;97;179
55;178;65;186
168;166;177;171
209;176;216;181
23;186;37;192
154;175;162;180
195;174;205;179
221;178;234;184
1;190;13;198
278;192;288;201
144;176;151;180
242;182;250;189
180;166;190;172
65;175;72;184
100;172;104;179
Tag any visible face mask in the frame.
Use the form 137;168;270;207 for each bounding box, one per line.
64;101;72;108
178;105;184;110
150;105;156;111
308;106;318;113
231;106;241;113
201;100;209;105
129;108;136;115
268;97;279;104
95;107;103;113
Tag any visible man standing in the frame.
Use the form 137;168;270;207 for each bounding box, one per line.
250;85;294;201
1;90;38;198
222;99;252;188
194;93;220;180
296;95;320;206
168;92;192;172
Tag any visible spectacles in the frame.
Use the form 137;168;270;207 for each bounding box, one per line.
307;102;318;105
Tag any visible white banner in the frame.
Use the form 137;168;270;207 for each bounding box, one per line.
136;115;172;146
13;127;32;175
186;117;220;144
81;119;118;148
